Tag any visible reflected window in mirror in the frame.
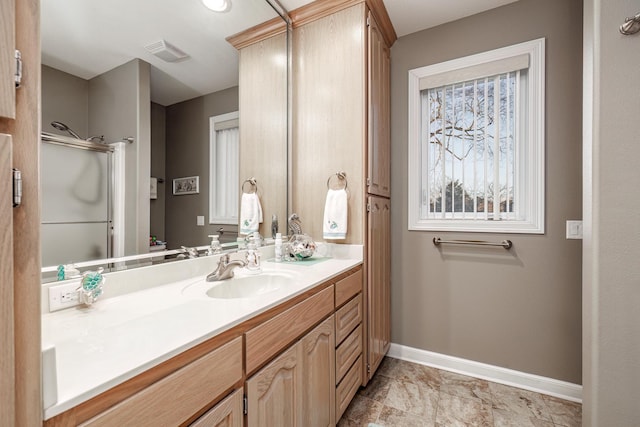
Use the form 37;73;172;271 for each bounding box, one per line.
209;111;240;224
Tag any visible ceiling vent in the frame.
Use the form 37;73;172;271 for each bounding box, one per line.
144;40;190;63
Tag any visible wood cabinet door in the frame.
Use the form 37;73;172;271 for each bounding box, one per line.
367;195;391;379
300;315;335;427
246;343;302;427
367;11;391;198
190;389;243;427
0;0;15;119
0;134;15;427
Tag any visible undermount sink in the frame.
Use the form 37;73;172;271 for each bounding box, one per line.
182;270;299;299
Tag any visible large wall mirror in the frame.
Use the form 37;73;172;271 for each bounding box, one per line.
40;0;289;280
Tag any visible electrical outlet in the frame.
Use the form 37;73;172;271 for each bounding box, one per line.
48;282;81;312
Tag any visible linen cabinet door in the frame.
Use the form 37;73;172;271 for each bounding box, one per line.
367;195;391;379
366;11;391;198
246;343;303;427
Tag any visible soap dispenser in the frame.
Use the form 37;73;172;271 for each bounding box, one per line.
245;239;262;274
207;234;222;256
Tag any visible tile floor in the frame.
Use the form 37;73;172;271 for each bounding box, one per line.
337;357;581;427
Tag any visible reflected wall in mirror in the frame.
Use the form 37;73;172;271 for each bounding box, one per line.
40;0;289;277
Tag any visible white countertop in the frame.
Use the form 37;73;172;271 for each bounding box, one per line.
41;244;362;420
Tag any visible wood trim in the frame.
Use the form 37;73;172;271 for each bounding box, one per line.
289;0;396;47
10;0;42;425
81;338;242;426
245;285;334;375
0;134;14;427
289;0;361;28
365;0;397;47
0;0;15;119
226;16;287;50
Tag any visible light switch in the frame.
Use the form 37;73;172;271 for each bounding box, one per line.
566;220;583;239
197;215;205;226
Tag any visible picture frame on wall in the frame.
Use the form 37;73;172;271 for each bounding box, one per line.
173;176;199;195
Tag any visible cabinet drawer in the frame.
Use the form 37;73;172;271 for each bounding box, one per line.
335;294;362;345
82;337;242;427
336;324;362;383
246;286;334;374
335;269;362;308
336;355;362;421
190;388;243;427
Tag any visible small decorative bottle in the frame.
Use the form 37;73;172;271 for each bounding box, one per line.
274;233;283;262
246;241;262;273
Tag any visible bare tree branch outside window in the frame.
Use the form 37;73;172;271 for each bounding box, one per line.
421;71;518;220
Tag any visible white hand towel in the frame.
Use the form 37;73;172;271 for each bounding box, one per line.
240;192;263;234
323;189;348;240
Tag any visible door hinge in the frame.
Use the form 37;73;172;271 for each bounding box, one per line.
15;50;22;88
367;363;371;374
366;177;371;187
243;395;248;415
12;168;22;208
366;15;371;27
366;203;371;213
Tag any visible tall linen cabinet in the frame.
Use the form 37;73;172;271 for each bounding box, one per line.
0;0;42;424
291;0;395;385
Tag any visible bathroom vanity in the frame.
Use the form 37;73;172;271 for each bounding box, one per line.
42;246;363;426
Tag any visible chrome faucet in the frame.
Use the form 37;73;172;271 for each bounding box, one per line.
180;246;199;259
207;254;246;281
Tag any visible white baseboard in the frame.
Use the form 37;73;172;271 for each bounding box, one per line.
388;343;582;403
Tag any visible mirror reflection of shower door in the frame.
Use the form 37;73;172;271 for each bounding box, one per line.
40;141;111;267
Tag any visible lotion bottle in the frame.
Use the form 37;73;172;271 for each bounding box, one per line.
274;233;283;262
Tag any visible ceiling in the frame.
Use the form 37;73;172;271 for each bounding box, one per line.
41;0;517;106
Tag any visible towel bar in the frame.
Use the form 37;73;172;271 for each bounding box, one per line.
242;177;258;194
433;237;513;249
327;171;348;190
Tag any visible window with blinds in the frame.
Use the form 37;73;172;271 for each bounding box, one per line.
408;39;545;233
209;111;239;225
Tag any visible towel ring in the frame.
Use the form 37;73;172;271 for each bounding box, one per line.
242;178;258;194
327;171;348;191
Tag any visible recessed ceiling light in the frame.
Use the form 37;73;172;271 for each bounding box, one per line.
202;0;231;12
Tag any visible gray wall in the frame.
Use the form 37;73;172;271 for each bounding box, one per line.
583;0;640;424
150;102;166;242
165;86;239;248
42;65;88;138
390;0;583;383
89;59;151;256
